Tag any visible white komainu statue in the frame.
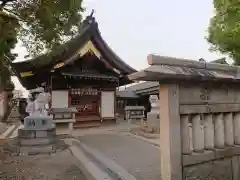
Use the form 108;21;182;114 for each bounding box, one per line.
25;96;35;116
26;87;50;116
35;92;50;116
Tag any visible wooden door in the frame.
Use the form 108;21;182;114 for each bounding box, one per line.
72;95;100;120
76;100;99;116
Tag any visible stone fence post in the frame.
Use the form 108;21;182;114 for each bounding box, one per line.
159;84;182;180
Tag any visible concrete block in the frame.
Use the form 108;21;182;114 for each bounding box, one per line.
19;137;56;146
19;145;54;155
24;115;53;130
36;131;47;138
18;128;56;138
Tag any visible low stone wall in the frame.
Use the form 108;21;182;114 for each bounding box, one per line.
129;54;240;180
180;83;240;179
183;148;240;179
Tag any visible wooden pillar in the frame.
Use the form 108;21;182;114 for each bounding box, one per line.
204;114;214;150
159;84;182;180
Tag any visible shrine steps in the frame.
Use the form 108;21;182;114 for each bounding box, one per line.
102;119;116;125
74;121;101;129
75;115;100;122
74;115;101;129
73;116;116;129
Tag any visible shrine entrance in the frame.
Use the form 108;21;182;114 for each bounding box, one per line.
69;88;101;123
12;15;136;129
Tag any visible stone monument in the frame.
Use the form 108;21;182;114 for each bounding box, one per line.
18;87;56;155
146;95;160;133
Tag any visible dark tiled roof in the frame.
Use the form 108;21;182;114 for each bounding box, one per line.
209;58;228;65
116;90;139;98
11;15;136;75
124;81;159;92
117;81;159;98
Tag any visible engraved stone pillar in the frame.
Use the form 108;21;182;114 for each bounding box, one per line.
224;113;234;146
181;115;191;154
24;115;53;130
214;113;225;149
192;114;204;152
204;114;214;150
159;84;182;180
233;112;240;145
147;95;160;133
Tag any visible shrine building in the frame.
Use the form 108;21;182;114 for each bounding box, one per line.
11;15;136;128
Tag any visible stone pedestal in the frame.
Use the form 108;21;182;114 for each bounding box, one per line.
124;106;145;125
147;95;160;133
18;115;56;155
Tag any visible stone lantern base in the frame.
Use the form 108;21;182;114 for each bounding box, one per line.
18;115;56;155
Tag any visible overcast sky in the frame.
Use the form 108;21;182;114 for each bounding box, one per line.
13;0;223;96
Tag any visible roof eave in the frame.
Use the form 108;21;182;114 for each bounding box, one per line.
92;28;137;75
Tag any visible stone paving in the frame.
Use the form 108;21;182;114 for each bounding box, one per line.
78;133;161;180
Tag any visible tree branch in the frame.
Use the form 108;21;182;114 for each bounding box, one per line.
3;7;27;22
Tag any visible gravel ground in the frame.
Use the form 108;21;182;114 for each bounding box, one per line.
0;139;88;180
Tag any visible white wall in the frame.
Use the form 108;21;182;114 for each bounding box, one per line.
101;91;115;118
51;90;69;108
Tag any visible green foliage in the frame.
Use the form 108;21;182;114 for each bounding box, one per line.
0;11;19;90
11;0;84;57
207;0;240;65
0;0;84;90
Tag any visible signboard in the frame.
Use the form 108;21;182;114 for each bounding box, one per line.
70;88;99;96
53;62;65;69
20;71;34;77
